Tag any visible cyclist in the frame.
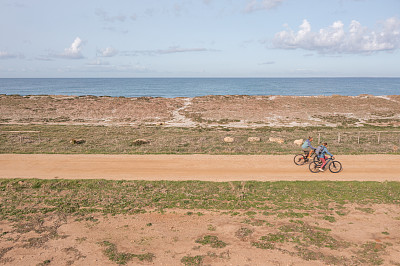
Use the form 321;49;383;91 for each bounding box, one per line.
301;136;315;161
317;142;334;171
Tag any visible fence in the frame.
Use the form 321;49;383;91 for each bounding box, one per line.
316;131;400;145
0;131;41;143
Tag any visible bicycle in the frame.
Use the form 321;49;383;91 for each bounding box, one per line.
309;157;342;173
294;150;318;165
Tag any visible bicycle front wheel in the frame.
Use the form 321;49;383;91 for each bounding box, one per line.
309;162;320;173
294;154;306;165
329;161;342;173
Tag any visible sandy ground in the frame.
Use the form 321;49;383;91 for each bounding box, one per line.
1;94;400;127
1;154;399;181
2;207;400;266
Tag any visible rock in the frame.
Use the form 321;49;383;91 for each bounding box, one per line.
293;139;303;146
248;137;261;142
269;137;284;144
132;139;150;146
224;137;234;143
70;139;85;144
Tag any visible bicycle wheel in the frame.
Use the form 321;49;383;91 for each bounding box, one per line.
309;162;320;173
294;154;306;165
313;155;321;164
329;161;342;173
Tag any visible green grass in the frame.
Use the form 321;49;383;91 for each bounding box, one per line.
99;241;154;265
1;124;400;154
181;255;204;266
1;179;399;222
195;235;227;248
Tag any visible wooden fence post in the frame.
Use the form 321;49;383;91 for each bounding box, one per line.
318;133;321;144
378;132;381;144
357;132;360;144
338;132;341;143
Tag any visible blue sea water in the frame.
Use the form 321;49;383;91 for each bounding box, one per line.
0;78;399;98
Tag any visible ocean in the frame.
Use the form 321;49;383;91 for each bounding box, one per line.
0;77;399;98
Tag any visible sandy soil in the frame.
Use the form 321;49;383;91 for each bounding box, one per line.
1;94;400;127
2;206;400;265
1;154;399;181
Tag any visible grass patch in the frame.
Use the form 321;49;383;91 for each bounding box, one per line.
356;207;375;214
99;241;154;265
235;227;253;241
195;235;227;248
356;242;386;265
323;215;336;223
181;255;204;266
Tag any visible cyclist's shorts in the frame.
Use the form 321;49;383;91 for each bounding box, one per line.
302;148;312;152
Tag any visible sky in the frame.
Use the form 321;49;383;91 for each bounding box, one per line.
0;0;400;78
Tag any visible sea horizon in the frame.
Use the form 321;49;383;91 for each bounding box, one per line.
1;77;399;98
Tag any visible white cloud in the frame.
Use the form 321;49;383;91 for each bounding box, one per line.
121;46;217;56
54;37;85;59
95;9;126;22
0;51;18;59
95;8;136;23
157;46;213;54
98;47;119;57
260;61;275;65
273;17;400;54
86;59;110;66
245;0;284;13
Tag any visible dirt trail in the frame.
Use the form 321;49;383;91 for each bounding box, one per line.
1;154;399;181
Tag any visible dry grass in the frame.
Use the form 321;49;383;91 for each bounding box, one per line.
1;124;400;155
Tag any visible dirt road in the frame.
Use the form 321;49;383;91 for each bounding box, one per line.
1;154;399;181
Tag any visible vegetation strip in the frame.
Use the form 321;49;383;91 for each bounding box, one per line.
1;124;400;154
1;179;399;221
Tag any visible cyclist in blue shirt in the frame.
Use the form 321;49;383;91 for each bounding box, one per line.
301;136;315;161
318;142;334;171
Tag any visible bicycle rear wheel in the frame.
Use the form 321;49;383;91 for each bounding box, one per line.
309;162;320;173
329;161;342;173
294;154;306;165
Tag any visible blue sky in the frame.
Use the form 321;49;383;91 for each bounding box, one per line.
1;0;399;78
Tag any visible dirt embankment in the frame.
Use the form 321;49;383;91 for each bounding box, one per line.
1;94;400;127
